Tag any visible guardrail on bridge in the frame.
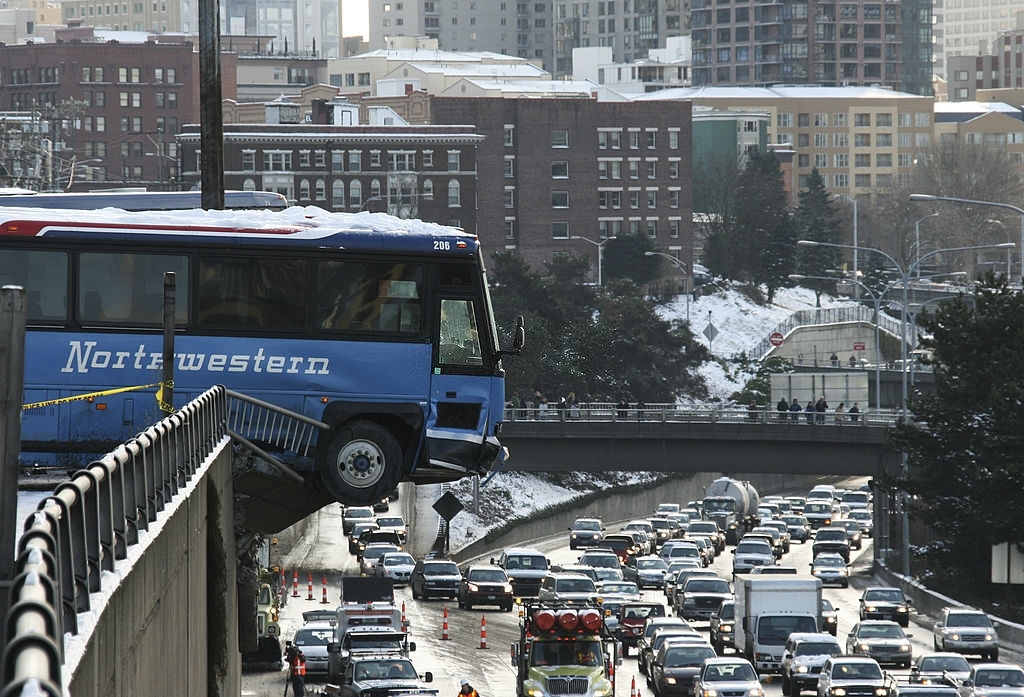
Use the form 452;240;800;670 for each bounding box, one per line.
1;386;229;697
503;402;900;427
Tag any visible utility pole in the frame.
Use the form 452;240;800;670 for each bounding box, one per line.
0;285;26;647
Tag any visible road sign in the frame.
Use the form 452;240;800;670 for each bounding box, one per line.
703;323;718;342
853;341;866;350
769;332;784;347
433;491;464;521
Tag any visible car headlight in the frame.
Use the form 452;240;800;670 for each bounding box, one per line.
795;666;810;674
749;689;764;697
855;642;870;652
896;606;909;613
899;643;911;652
874;689;888;696
468;583;480;591
948;631;960;641
864;605;877;612
831;688;847;696
700;688;719;697
666;678;678;685
504;583;513;592
720;623;733;633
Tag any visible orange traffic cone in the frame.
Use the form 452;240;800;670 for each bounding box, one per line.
291;570;299;598
479;614;488;649
321;575;329;604
442;606;450;640
630;675;637;697
307;572;314;601
402;601;408;628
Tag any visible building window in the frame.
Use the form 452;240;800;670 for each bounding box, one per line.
630;190;640;209
504;124;515;146
645;130;656;148
448;151;460;171
876;153;892;167
669;161;679;179
448;180;461;206
332;180;345;208
876;113;892;127
855;113;871;126
646;161;656;179
505;219;516;239
552;191;569;208
551;221;569;239
855;153;871;167
833;173;849;188
855;173;871;187
669;219;680;238
299;179;311;200
777;113;794;127
834;153;849;167
348;151;361;171
646;219;657;236
629;160;640;179
833;113;848;127
854;133;871;147
504;157;515;177
241;150;255;171
669;130;679;149
876;133;892;146
646;190;656;208
552;161;569;178
505;189;515;207
350;180;363;208
815;153;828;167
551;129;569;147
299;150;311;168
422;179;433;200
629;130;640;149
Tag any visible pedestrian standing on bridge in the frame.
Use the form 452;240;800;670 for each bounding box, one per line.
815;396;828;424
805;401;815;424
776;396;789;421
834;402;845;425
789;398;802;422
849;402;861;422
747;401;759;421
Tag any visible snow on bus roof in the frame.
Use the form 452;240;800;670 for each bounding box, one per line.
0;204;472;240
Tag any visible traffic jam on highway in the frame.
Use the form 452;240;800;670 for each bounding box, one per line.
252;478;1022;697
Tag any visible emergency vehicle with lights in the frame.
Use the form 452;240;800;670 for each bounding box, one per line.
511;602;620;697
336;577;405;635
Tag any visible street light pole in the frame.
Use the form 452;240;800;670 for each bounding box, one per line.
910;193;1024;286
571;235;616;285
836;194;859;293
645;250;691;322
913;213;939;277
797;237;1015;577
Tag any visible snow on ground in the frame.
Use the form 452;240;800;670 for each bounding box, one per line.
672;285;854;400
443;284;857;551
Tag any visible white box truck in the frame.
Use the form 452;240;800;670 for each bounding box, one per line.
734;575;822;674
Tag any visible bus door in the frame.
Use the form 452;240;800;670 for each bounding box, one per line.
428;296;495;471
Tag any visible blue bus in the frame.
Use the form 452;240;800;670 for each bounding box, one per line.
2;206;519;510
0;189;289;210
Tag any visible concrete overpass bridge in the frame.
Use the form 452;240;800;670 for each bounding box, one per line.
2;394;903;696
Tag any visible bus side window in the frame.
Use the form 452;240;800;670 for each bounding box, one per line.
81;290;106;321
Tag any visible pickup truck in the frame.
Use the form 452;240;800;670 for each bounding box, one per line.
327;626;416;681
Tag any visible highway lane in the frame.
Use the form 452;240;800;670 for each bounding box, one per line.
243;483;1020;697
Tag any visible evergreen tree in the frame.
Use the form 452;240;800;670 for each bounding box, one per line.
488;252;711;403
793;169;844;306
889;275;1024;594
732;151;795;302
601;232;661;285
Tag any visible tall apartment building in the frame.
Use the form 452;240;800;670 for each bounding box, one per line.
366;0;687;77
933;1;1017;80
429;96;694;280
0;28;213;191
689;0;932;96
637;85;933;198
61;0;342;58
946;31;1024;101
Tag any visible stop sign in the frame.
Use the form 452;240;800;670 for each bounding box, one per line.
769;331;784;347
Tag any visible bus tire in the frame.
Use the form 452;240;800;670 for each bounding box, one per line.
321;420;403;506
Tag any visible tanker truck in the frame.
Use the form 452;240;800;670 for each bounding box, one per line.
703;477;760;545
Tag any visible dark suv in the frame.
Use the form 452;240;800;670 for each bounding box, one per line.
457;566;514;611
710;599;736;654
859;586;911;627
410;556;461;601
812;527;851;563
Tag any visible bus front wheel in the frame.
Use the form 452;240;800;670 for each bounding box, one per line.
321;420;403;506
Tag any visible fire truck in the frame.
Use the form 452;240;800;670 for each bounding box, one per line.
511;603;620;697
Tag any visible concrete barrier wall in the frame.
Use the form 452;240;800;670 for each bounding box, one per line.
68;447;240;697
451;472;827;563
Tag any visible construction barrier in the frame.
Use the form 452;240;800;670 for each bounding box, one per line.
442;606;450;640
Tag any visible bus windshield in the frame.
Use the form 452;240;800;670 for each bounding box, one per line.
5;206;514;527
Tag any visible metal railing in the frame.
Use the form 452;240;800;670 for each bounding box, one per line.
750;305;904;359
504;402;899;427
2;386;230;697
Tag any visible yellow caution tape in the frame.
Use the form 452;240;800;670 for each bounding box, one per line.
22;381;172;411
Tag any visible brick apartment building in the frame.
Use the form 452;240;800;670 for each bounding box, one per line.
0;27;236;191
429;96;694;280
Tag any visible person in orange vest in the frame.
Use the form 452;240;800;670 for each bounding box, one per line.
287;644;306;697
458;678;480;697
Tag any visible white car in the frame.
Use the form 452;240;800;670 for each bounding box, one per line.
375;515;408;543
291;622;336;675
360;543;400;575
376;552;416;585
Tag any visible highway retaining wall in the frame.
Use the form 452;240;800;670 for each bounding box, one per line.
67;445;240;697
450;472;828;563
